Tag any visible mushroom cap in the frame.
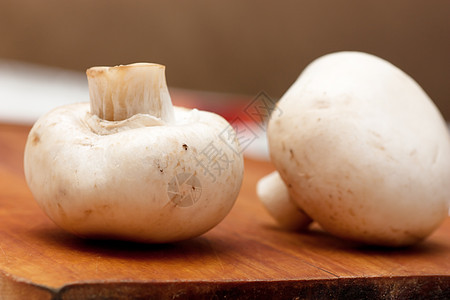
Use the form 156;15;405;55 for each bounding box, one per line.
268;51;450;246
24;103;244;243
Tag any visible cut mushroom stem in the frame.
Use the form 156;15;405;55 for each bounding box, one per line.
257;171;312;230
87;63;175;123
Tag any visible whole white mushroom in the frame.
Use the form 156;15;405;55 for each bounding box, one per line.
24;63;244;243
258;51;450;246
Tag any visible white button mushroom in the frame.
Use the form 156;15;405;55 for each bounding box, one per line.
24;63;244;243
258;51;450;246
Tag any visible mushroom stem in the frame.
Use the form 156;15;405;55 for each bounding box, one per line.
257;171;313;230
87;63;175;123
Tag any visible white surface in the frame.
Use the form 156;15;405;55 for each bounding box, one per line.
0;59;89;125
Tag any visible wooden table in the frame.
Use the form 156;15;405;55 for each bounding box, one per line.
0;123;449;299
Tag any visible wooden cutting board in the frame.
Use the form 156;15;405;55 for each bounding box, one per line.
0;123;449;300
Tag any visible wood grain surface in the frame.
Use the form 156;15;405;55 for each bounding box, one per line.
0;123;449;300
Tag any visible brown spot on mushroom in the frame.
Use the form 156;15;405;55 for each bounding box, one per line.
84;209;93;217
31;133;40;146
289;149;294;159
182;144;188;151
156;162;164;173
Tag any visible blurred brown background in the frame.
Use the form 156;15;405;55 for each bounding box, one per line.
1;0;449;118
